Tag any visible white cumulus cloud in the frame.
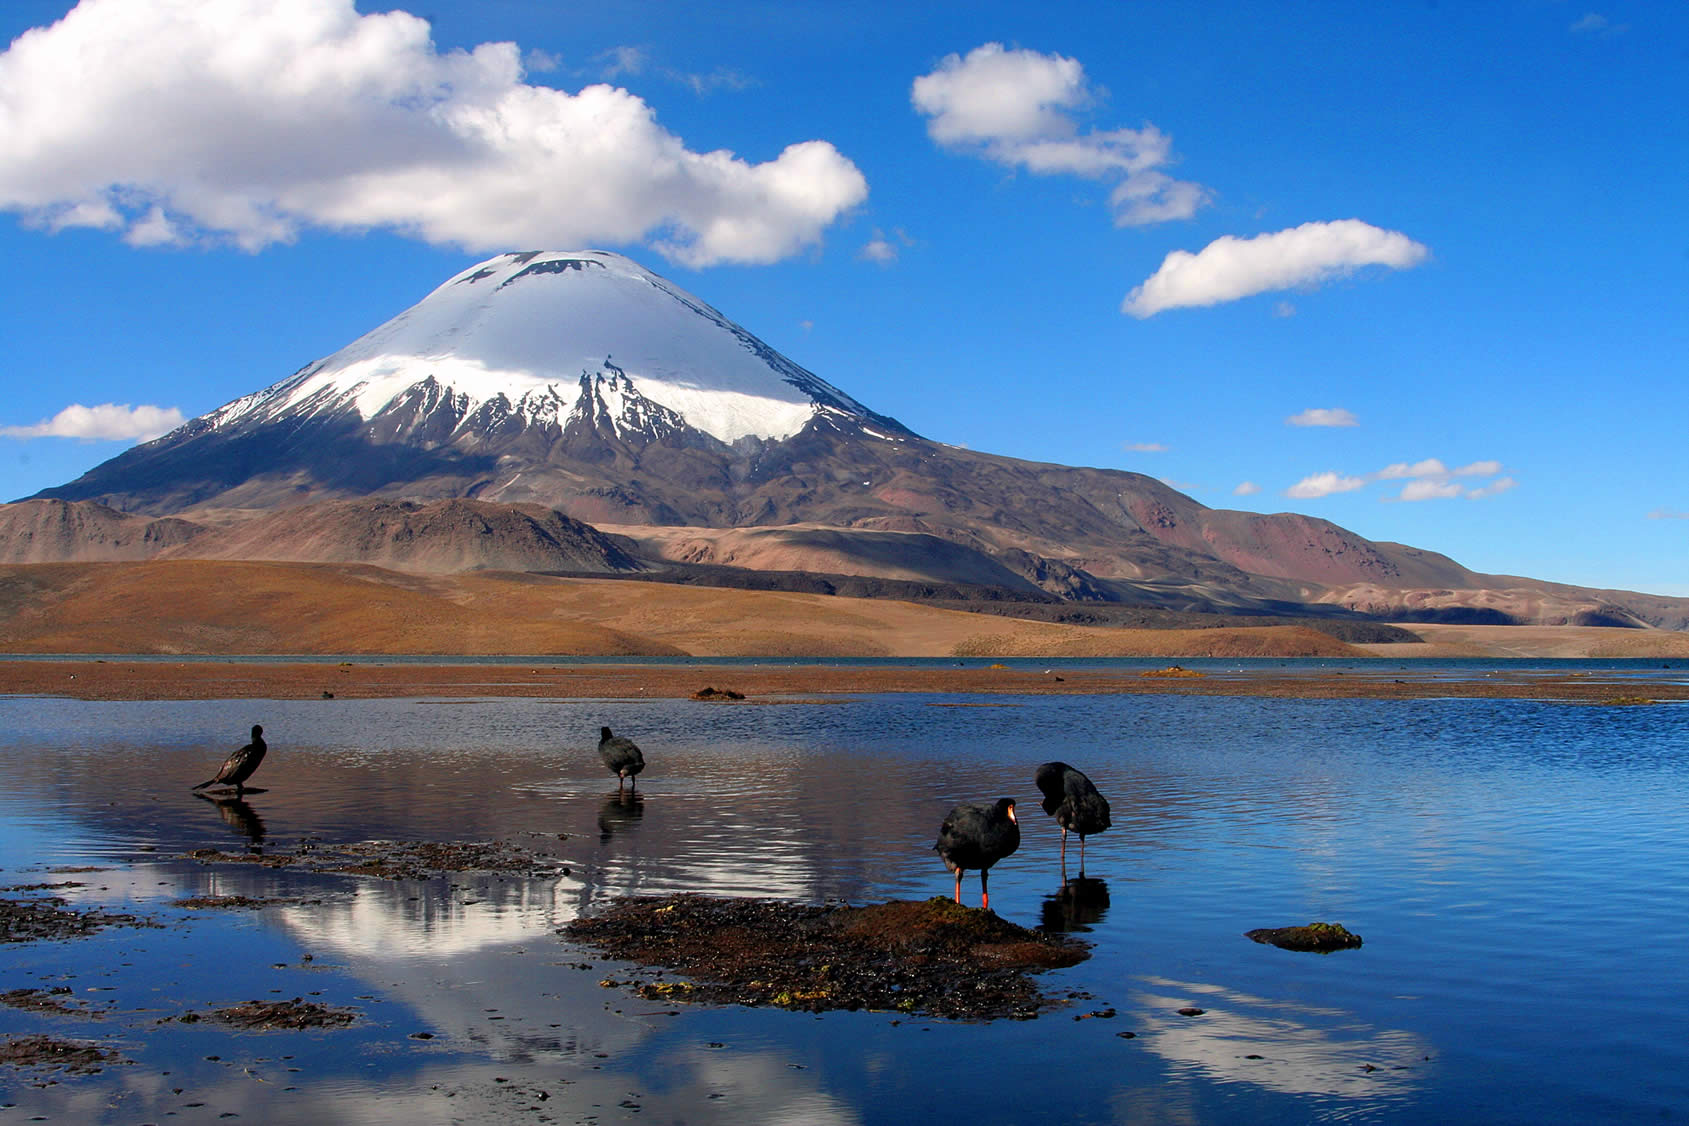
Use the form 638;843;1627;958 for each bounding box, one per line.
2;403;185;441
1399;478;1465;501
1287;472;1368;499
1123;219;1430;317
1288;407;1358;428
911;43;1208;227
1285;455;1514;502
0;0;865;266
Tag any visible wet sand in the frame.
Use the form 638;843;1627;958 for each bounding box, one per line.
3;658;1687;703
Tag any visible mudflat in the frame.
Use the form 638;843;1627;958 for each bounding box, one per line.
3;658;1686;703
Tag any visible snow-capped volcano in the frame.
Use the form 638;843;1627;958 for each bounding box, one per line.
204;250;899;448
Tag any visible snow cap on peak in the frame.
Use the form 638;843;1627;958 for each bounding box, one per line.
214;250;882;445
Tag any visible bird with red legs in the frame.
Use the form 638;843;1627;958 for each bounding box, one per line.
933;797;1021;911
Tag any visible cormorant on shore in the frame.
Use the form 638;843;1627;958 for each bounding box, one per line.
192;725;268;796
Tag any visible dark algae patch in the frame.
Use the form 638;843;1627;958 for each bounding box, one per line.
1246;921;1364;952
170;998;358;1030
1;988;109;1017
0;1035;119;1075
565;894;1089;1020
186;838;568;880
0;896;154;943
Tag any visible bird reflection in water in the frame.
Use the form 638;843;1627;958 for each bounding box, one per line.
193;791;267;854
598;790;645;842
1039;876;1111;934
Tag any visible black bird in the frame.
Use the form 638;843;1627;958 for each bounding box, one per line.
192;725;268;796
934;797;1021;911
1034;761;1111;872
598;726;645;792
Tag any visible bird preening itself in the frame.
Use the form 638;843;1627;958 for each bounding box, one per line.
1034;761;1111;873
598;726;645;792
934;797;1021;911
192;725;268;796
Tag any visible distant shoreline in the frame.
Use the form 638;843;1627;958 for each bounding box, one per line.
4;658;1686;703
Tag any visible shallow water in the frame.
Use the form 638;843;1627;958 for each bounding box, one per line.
1;691;1687;1123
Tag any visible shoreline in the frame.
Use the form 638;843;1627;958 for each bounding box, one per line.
3;658;1687;703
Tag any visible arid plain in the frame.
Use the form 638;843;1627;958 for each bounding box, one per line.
5;559;1689;704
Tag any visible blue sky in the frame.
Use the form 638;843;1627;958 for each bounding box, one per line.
2;0;1685;595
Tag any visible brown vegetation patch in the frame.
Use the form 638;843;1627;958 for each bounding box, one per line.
0;1034;118;1074
690;685;746;700
1141;664;1204;678
565;894;1089;1021
0;896;155;943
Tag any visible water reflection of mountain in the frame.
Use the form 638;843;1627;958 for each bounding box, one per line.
1130;976;1428;1101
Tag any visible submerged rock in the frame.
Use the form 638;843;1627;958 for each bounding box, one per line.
1245;921;1363;952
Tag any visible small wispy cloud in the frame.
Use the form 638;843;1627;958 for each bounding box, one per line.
2;403;185;441
1123;441;1168;453
1285;456;1514;502
859;227;913;266
1124;219;1429;317
1233;481;1262;497
860;234;898;265
1648;508;1689;520
596;46;648;79
1287;407;1357;428
524;48;562;74
1570;12;1628;35
678;66;756;96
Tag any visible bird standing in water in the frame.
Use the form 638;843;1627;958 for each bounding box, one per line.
934;797;1021;911
598;726;645;792
1034;761;1111;872
192;725;268;796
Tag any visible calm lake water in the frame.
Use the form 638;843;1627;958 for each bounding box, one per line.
1;683;1687;1123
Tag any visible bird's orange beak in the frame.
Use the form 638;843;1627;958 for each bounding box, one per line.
1007;805;1018;823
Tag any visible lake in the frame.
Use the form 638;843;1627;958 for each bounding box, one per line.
2;684;1686;1123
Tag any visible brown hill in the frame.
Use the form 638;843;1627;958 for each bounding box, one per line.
0;560;1365;658
159;497;642;574
0;498;202;563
